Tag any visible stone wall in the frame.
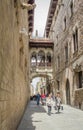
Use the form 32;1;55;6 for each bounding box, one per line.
74;88;83;110
0;0;30;130
49;0;83;108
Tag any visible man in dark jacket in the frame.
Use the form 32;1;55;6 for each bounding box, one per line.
36;92;41;105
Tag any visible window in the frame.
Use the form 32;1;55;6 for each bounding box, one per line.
47;53;51;66
73;28;78;52
14;0;17;8
65;44;68;62
78;71;83;88
19;47;24;69
64;17;66;31
57;81;60;90
31;52;37;67
25;58;27;67
38;51;45;66
70;1;73;17
57;55;60;69
25;58;27;80
56;35;58;44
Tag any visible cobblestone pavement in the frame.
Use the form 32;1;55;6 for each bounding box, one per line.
17;101;83;130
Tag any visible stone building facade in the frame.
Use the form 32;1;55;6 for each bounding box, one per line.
45;0;83;110
0;0;34;129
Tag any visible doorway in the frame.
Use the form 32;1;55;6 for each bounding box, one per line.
66;79;71;105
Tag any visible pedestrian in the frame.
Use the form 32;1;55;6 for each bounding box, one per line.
46;93;53;115
55;92;62;113
36;92;41;105
41;93;46;105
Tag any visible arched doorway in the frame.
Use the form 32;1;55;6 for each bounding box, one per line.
66;79;71;105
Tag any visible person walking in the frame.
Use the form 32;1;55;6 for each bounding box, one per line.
41;93;46;105
46;93;53;115
55;92;62;113
36;92;41;105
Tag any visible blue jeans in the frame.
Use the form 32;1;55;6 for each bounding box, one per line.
48;106;51;115
37;99;40;105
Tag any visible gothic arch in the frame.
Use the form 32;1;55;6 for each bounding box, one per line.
37;50;45;66
46;52;52;66
31;73;52;80
31;52;37;66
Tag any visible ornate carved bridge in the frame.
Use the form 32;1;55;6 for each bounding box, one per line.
29;38;54;93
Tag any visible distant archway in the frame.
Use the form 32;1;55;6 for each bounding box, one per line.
66;79;71;105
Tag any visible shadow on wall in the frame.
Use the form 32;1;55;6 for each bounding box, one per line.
17;101;46;130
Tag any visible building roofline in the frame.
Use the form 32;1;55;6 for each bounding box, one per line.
44;0;58;37
28;0;35;33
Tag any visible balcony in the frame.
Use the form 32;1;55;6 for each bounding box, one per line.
31;62;52;73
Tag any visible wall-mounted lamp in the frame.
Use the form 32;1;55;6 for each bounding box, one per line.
21;3;36;10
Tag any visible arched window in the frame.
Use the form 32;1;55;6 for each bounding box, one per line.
31;52;37;66
38;51;45;66
47;52;51;66
73;27;78;52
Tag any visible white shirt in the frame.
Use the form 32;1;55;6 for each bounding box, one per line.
46;97;53;106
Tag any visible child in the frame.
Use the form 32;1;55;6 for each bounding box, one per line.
46;93;53;115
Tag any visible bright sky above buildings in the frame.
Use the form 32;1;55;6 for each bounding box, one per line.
33;0;51;37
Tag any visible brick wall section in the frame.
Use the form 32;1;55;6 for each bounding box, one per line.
49;0;83;108
0;0;30;130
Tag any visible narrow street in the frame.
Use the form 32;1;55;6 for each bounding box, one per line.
17;101;83;130
0;0;83;130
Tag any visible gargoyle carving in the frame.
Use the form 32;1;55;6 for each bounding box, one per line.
21;3;36;10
